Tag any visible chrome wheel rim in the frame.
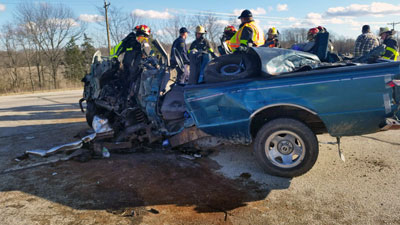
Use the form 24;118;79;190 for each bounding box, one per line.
264;130;306;168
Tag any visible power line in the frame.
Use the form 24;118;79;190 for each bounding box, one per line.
387;22;400;30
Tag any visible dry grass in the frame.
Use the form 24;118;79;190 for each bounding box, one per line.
0;66;84;95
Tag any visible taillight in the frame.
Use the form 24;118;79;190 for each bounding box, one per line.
388;80;400;104
387;80;400;88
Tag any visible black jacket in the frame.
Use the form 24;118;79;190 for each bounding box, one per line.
190;36;213;53
383;37;399;60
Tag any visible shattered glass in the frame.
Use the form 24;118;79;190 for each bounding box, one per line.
251;47;321;76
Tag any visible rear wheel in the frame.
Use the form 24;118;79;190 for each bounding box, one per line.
254;118;319;177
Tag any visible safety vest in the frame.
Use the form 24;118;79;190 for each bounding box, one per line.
225;40;233;51
229;21;265;50
110;41;122;58
383;46;399;61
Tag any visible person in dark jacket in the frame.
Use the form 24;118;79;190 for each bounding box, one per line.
189;25;216;57
110;25;151;76
229;9;265;52
171;27;190;83
379;27;399;61
263;27;280;48
188;25;216;83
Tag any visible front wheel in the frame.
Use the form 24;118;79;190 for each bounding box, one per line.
254;118;319;177
85;100;97;128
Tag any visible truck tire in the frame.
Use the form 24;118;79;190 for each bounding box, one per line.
253;118;319;177
203;53;260;83
85;100;97;128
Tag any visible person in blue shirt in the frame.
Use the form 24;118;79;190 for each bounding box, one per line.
170;27;190;83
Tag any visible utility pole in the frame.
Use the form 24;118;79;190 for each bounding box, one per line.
387;22;400;30
387;22;400;42
104;0;111;55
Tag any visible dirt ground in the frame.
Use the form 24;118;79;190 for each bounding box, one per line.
1;90;400;225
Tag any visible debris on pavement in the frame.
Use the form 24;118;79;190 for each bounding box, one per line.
2;149;84;175
148;208;159;214
193;153;202;158
179;154;196;160
102;147;110;158
22;115;113;158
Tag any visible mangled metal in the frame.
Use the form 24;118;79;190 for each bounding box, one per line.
24;116;112;158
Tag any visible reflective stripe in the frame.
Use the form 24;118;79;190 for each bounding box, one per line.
240;39;248;45
126;48;133;51
109;41;123;58
208;48;214;53
385;46;399;61
225;40;233;51
110;41;122;58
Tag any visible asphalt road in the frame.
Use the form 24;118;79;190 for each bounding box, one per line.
0;90;400;225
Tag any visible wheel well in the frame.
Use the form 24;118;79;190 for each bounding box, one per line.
250;105;327;137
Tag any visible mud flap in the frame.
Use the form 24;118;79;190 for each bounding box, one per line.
336;137;345;162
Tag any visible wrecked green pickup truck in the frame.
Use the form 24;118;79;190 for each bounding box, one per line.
79;42;400;177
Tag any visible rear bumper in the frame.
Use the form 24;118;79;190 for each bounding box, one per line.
381;118;400;131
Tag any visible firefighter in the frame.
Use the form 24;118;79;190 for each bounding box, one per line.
188;25;216;83
379;27;399;61
170;27;190;83
229;9;265;52
109;24;152;77
110;25;151;60
218;25;237;55
109;25;151;100
189;25;216;57
222;25;237;46
263;27;280;48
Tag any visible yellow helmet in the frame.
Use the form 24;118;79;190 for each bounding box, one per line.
268;27;278;36
379;27;390;35
195;25;206;34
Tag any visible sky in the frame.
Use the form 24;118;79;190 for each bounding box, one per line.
0;0;400;42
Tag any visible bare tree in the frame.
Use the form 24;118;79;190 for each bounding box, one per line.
157;15;192;43
97;5;142;45
16;2;85;88
15;26;36;91
0;24;21;92
280;28;308;48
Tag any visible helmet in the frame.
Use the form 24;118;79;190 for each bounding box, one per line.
195;25;206;34
308;28;319;36
224;25;237;35
134;25;151;36
379;27;390;35
268;27;278;36
307;28;319;40
317;26;326;32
